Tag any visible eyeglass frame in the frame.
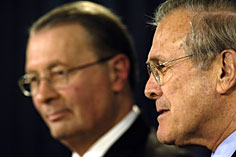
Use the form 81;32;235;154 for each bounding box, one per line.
18;56;114;97
146;55;192;85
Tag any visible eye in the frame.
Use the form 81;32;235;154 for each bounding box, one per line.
50;69;67;78
26;75;38;83
157;64;166;70
31;76;38;81
50;66;67;74
57;70;66;75
146;63;152;76
157;63;168;73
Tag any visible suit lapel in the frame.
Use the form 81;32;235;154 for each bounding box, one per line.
104;114;150;157
232;151;236;157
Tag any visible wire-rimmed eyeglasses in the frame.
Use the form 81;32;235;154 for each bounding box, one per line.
18;56;114;97
146;55;192;85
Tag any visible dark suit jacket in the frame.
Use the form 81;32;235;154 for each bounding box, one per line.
104;114;195;157
232;151;236;157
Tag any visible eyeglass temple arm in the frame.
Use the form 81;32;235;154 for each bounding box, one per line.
161;54;193;66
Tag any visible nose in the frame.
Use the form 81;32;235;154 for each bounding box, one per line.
144;74;163;100
33;79;59;104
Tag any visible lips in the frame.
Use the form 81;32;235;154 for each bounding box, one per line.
157;109;170;122
156;99;170;118
155;97;170;113
47;109;70;121
157;108;170;117
158;109;170;115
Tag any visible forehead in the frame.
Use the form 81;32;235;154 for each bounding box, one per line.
148;9;195;61
26;24;97;72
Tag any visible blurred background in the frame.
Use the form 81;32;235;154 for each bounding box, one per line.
2;0;209;157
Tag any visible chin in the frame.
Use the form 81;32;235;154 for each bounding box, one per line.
47;123;72;140
157;126;175;145
157;135;175;145
50;128;67;139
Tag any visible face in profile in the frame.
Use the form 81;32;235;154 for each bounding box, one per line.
145;10;218;146
26;24;119;141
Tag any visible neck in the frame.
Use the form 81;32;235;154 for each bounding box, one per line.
178;92;236;152
61;133;98;155
210;115;236;151
183;99;236;152
60;89;133;155
208;95;236;151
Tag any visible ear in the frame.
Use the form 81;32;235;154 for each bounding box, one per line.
108;54;130;92
216;50;236;94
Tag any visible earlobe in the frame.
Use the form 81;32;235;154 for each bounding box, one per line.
109;54;130;92
216;50;236;94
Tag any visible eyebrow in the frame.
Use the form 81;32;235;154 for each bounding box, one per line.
25;60;67;74
146;55;166;64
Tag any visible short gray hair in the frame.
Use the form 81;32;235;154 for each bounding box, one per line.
153;0;236;69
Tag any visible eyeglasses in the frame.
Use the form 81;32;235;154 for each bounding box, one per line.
18;56;113;97
146;55;192;85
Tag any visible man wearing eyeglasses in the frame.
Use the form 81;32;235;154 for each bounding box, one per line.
18;1;194;157
145;0;236;157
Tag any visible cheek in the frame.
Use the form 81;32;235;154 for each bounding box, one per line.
32;98;42;113
62;77;114;121
166;69;207;110
65;74;112;105
165;72;214;132
63;82;94;112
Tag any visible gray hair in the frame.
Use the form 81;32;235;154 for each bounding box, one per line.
29;1;137;88
153;0;236;69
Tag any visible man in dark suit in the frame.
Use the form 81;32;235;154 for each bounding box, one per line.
145;0;236;156
18;1;193;156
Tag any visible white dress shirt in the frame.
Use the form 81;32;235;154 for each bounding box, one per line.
211;130;236;157
72;105;140;157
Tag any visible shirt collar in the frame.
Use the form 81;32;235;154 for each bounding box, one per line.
211;130;236;157
72;105;140;157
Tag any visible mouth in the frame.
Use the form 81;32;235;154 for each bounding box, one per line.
47;109;70;122
157;109;170;119
158;109;169;115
